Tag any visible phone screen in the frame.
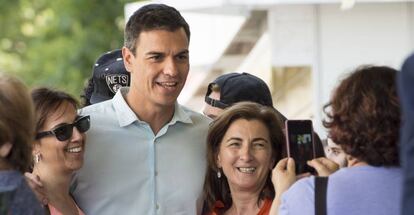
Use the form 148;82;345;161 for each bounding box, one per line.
285;120;315;174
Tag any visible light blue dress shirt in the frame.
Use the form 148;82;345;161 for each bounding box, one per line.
72;88;210;215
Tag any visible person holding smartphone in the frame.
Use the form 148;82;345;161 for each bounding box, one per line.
271;66;402;215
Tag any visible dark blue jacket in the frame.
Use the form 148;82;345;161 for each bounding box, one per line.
399;53;414;215
0;170;44;215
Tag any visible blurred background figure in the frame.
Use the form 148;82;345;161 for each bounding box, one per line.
0;74;44;214
81;49;130;106
31;88;90;215
399;53;414;215
203;102;285;215
273;66;402;215
203;72;286;121
325;138;347;168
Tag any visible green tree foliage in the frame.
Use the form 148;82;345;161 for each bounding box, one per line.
0;0;136;98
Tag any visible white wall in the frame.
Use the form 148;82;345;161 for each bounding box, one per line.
269;5;316;66
237;32;272;85
317;2;414;136
268;2;414;137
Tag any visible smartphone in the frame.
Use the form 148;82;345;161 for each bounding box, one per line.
285;120;316;174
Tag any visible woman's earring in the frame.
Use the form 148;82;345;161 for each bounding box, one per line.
34;153;42;163
217;169;221;178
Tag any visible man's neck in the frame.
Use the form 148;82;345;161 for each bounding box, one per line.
347;156;369;167
126;91;175;134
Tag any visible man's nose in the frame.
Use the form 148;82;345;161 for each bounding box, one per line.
163;57;178;76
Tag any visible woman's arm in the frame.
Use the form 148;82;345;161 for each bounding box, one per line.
269;158;296;215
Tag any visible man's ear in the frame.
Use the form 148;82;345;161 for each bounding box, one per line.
122;47;134;73
0;142;13;158
346;154;357;167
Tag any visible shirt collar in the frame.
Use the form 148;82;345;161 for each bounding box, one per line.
112;87;138;127
169;102;193;125
112;87;193;127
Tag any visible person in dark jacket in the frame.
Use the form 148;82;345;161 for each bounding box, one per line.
399;53;414;215
0;74;44;215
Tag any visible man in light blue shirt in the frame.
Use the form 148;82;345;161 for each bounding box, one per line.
71;4;210;214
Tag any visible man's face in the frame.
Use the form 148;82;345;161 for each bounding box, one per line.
203;91;224;119
326;138;347;168
123;28;190;107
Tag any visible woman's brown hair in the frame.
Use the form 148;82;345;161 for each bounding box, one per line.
203;102;285;213
0;74;35;172
31;88;79;134
323;65;400;166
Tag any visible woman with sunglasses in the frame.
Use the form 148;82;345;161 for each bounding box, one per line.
31;88;90;215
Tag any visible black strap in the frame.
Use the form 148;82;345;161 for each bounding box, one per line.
315;176;328;215
204;96;229;109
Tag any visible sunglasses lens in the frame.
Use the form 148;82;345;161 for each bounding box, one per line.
76;116;90;133
53;125;73;141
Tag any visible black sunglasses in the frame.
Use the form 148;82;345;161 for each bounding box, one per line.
36;115;90;141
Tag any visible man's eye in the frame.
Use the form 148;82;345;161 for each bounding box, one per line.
149;55;162;61
177;54;188;60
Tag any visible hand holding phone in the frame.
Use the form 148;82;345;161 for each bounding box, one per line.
285;120;316;174
307;157;339;176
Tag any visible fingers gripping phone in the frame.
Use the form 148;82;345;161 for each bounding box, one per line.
285;120;316;174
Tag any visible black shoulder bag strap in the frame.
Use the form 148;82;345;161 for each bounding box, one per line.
315;176;329;215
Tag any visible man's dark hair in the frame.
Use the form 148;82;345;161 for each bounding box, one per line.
124;4;190;55
80;77;93;107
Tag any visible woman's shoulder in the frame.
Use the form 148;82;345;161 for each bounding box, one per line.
0;170;23;190
203;201;223;215
258;198;273;215
278;176;315;215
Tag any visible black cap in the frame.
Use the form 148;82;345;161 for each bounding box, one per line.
90;49;130;104
205;72;287;121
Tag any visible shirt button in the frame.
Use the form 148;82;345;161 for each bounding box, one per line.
155;171;158;176
156;204;160;210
